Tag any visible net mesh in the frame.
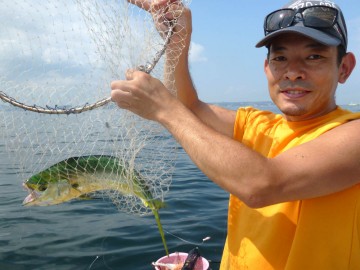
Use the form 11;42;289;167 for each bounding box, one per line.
0;0;190;216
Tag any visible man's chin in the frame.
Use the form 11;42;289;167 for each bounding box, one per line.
277;104;309;121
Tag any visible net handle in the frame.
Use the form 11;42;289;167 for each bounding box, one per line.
0;21;175;115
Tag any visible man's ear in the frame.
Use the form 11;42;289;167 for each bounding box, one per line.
339;52;356;84
264;58;269;73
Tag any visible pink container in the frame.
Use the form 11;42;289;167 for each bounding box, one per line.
154;252;209;270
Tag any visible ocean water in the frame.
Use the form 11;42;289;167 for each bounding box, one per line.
1;102;359;270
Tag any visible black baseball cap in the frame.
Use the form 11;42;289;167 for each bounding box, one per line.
256;0;348;50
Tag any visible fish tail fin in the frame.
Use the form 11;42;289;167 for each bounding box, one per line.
152;209;169;256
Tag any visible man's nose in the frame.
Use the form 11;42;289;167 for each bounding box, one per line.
284;61;306;81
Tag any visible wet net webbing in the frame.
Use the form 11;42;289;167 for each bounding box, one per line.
0;0;190;215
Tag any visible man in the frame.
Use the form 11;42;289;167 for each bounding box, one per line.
111;0;360;268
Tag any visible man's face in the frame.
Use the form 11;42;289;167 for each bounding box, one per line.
264;33;341;121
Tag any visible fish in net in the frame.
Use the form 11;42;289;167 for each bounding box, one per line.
0;0;191;255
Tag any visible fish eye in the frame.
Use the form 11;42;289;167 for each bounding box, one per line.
72;183;79;189
38;185;47;191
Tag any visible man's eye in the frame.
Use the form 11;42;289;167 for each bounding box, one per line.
308;55;323;60
272;56;286;62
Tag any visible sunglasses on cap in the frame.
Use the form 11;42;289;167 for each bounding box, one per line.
264;6;345;42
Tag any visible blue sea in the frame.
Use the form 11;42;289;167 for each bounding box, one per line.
1;102;359;270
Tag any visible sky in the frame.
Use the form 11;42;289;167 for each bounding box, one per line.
0;1;359;107
187;1;360;105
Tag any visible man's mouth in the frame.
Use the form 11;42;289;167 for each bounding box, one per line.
281;89;310;99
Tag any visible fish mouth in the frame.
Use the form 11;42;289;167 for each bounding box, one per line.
22;183;41;205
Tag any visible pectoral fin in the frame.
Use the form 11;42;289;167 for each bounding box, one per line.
78;194;95;200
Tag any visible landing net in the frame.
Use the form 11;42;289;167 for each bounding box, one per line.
0;0;189;215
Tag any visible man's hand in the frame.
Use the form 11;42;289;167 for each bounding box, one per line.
111;69;177;121
127;0;192;47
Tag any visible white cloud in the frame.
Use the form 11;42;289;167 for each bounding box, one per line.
0;1;164;73
0;1;178;108
189;42;207;63
0;3;86;64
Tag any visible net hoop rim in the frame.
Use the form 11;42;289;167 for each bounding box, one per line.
0;20;175;115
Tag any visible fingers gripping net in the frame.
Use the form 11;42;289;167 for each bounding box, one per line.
0;0;190;215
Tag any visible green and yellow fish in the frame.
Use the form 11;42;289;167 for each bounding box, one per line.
23;155;169;255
